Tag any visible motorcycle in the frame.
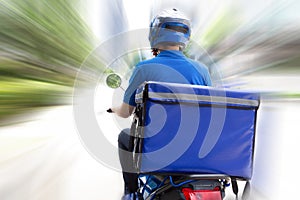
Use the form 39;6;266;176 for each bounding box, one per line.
106;74;259;200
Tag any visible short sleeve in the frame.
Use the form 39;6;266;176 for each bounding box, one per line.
204;67;212;86
123;67;145;106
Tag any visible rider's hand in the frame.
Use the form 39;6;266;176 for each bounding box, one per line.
107;103;134;118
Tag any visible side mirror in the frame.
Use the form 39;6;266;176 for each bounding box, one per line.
106;73;122;89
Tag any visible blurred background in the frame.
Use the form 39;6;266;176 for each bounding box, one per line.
0;0;300;199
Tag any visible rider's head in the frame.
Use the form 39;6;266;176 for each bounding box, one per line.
149;8;191;55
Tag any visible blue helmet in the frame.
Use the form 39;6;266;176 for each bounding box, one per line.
149;8;191;50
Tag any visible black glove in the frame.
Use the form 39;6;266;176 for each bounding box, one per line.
106;108;113;113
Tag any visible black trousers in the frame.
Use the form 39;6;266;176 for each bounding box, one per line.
118;128;139;194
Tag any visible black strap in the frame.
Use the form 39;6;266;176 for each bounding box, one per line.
129;118;137;151
231;179;251;200
232;178;239;199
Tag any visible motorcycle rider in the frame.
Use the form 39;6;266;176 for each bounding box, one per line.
110;8;212;200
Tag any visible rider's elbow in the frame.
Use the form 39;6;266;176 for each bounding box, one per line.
117;111;131;118
115;103;134;118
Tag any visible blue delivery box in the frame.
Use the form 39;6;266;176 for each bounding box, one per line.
134;81;260;180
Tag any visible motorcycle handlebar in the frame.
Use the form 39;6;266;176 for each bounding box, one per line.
106;108;113;113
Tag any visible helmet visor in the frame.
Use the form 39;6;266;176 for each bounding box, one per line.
161;22;190;37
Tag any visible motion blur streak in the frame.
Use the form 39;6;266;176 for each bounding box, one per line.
1;0;299;125
123;0;300;92
0;0;300;200
0;0;99;125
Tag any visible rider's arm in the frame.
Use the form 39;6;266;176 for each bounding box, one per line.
110;65;144;118
111;102;135;118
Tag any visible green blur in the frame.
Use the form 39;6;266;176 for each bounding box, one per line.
0;0;101;124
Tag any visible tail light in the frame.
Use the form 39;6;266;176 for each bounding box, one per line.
182;187;222;200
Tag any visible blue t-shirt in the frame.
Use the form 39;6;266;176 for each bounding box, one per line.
124;50;212;106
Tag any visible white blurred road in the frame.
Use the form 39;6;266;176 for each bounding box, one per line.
0;106;123;200
0;99;300;200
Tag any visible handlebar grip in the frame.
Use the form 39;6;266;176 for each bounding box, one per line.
106;108;113;113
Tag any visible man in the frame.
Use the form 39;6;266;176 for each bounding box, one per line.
110;8;212;200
